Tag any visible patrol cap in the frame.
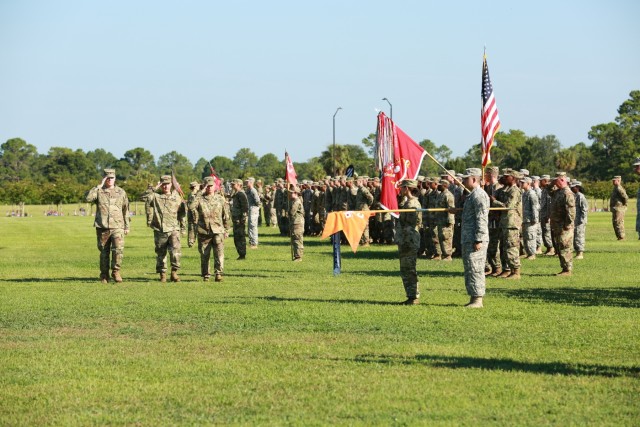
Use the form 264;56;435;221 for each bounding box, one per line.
232;178;243;185
519;169;530;176
160;175;172;184
324;175;331;180
417;175;425;182
461;168;482;178
570;180;582;187
439;179;450;186
612;175;622;180
189;181;200;189
346;177;354;182
399;179;418;188
531;175;540;181
633;157;640;166
372;177;380;182
245;177;255;183
104;168;116;178
486;166;499;175
519;177;532;184
276;178;284;183
288;185;301;193
554;172;567;179
203;176;216;187
540;174;551;180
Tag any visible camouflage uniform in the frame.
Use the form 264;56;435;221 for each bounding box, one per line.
141;187;186;275
396;191;422;300
436;186;455;258
86;182;130;280
263;186;274;227
522;187;540;257
187;185;201;247
550;185;576;273
484;181;503;273
355;182;374;244
246;183;260;247
573;190;588;253
189;190;230;280
461;185;490;297
540;185;554;251
275;184;289;236
289;191;305;260
492;183;522;272
231;185;248;258
610;183;628;239
427;186;441;257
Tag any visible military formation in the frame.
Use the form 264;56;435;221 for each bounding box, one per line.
85;158;639;309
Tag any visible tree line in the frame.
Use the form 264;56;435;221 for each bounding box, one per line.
1;91;638;206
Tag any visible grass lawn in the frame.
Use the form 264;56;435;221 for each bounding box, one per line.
0;209;638;425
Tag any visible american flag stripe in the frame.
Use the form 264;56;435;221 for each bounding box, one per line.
481;55;500;167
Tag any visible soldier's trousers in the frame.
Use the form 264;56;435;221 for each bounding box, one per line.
551;225;573;271
522;223;539;257
383;219;395;244
612;209;625;239
154;230;181;273
501;228;521;270
248;207;259;246
429;226;441;256
574;223;586;252
453;222;462;255
291;223;304;259
423;226;436;256
462;242;487;297
486;227;501;270
233;219;246;257
541;219;553;249
198;232;224;278
96;228;124;275
398;228;420;299
187;221;196;247
438;225;453;257
536;221;543;250
269;208;277;227
279;213;289;236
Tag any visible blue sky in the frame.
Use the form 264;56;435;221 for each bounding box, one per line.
1;0;639;165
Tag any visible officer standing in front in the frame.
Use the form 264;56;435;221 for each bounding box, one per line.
396;179;422;305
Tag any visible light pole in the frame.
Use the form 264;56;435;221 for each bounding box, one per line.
382;97;392;121
332;107;342;176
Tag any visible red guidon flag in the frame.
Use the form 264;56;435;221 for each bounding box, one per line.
376;112;426;216
285;151;298;186
321;211;374;253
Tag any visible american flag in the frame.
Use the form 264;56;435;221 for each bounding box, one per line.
481;54;501;167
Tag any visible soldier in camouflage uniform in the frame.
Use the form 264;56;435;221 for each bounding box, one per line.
634;157;640;239
288;185;305;261
609;175;628;240
263;184;274;227
230;179;249;259
255;179;264;227
141;175;187;282
426;179;441;258
436;179;455;261
355;176;374;245
245;177;260;248
483;167;503;275
396;179;422;305
86;168;130;284
550;172;576;276
539;175;555;255
520;177;539;260
491;170;523;279
187;181;201;248
531;176;543;253
570;180;588;259
460;169;489;308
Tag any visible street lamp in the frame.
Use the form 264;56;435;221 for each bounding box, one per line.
382;97;392;121
332;107;342;176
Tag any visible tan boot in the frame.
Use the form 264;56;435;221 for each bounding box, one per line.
214;274;223;282
575;252;584;260
100;273;109;284
159;272;167;283
525;255;536;260
465;296;483;308
556;270;572;276
506;268;521;279
170;270;180;282
489;268;502;277
546;248;556;256
498;270;511;278
111;270;123;283
401;298;419;305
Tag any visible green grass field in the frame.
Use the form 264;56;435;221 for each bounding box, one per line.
1;209;639;425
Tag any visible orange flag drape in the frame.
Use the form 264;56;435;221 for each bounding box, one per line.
321;211;374;253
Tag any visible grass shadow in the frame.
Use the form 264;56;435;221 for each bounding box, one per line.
492;287;640;308
253;295;403;306
347;353;640;378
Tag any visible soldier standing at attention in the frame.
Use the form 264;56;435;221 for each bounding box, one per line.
550;172;575;276
187;181;201;248
570;180;588;260
483;167;502;276
531;176;543;253
141;175;187;282
634;157;640;239
288;185;305;261
609;175;629;240
539;175;555;255
427;178;441;258
230;179;249;260
245;177;260;249
436;179;455;261
396;179;422;305
520;177;539;260
491;170;523;279
86;168;130;284
255;179;264;227
189;177;230;282
460;168;489;308
355;176;374;246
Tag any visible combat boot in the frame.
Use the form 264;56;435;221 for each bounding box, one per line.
525;255;536;260
506;268;521;279
111;270;123;283
401;298;419;305
575;252;584;260
159;272;167;283
170;270;180;282
202;276;210;282
545;248;556;256
489;267;502;277
464;296;483;308
100;273;109;284
441;256;453;262
556;269;572;276
214;274;223;282
498;270;511;278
